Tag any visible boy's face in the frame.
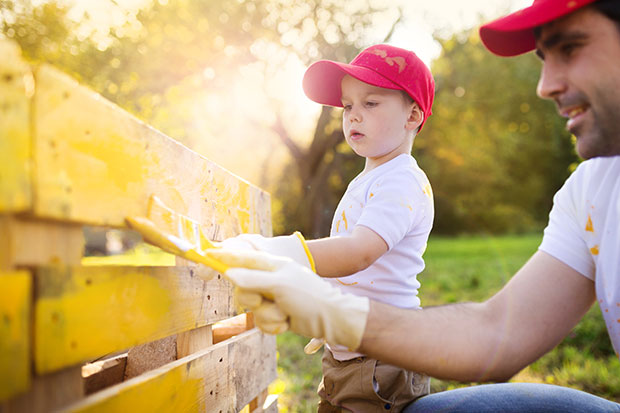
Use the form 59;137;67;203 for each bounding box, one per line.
340;75;420;168
535;7;620;159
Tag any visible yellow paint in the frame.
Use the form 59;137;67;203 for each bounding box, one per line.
125;216;228;274
590;245;599;256
342;210;348;230
31;64;268;235
35;267;174;373
423;184;433;199
147;195;216;250
585;215;594;232
337;279;358;286
0;271;31;401
69;359;205;413
0;40;33;213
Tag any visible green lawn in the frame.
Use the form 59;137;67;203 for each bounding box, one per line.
273;233;620;412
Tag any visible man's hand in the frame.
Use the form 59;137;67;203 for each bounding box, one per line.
208;249;369;351
220;232;316;271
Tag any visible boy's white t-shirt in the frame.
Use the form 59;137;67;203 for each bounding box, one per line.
326;153;434;360
539;156;620;356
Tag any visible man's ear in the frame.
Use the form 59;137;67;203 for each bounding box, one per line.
405;103;424;131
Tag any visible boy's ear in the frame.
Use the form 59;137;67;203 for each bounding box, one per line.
405;103;424;131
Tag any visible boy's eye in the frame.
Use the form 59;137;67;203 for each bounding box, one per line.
365;101;378;108
342;104;352;111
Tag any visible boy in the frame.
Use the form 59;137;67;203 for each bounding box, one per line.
223;44;435;412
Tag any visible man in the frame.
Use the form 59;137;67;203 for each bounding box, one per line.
206;0;620;410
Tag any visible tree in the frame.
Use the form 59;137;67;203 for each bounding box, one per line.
418;30;578;234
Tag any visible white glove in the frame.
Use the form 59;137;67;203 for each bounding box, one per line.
208;249;369;352
220;232;316;272
304;338;325;354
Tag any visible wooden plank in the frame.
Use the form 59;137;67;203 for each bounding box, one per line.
1;366;83;413
0;271;31;401
62;329;276;413
0;216;84;270
231;332;277;411
34;266;235;374
124;336;177;380
31;64;272;238
83;354;127;395
177;325;213;359
0;40;33;213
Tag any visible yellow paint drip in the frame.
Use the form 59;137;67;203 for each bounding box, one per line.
590;245;599;256
585;215;594;232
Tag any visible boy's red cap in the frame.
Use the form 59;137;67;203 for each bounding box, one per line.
302;44;435;130
480;0;598;57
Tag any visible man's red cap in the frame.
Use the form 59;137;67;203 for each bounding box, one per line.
480;0;599;56
302;44;435;130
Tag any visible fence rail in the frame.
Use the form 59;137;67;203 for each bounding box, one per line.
0;39;276;412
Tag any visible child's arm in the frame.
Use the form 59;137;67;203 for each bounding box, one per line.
307;225;387;278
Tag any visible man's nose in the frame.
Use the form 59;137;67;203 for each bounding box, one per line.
536;60;567;100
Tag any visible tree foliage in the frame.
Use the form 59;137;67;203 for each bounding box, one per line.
417;31;578;234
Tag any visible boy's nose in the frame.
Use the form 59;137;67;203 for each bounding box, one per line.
348;107;362;123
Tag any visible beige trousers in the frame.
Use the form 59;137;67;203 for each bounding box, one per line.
317;349;429;413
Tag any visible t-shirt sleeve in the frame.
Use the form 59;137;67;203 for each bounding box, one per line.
538;169;595;280
356;171;430;250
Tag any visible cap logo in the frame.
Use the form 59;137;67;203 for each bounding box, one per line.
567;0;577;8
369;49;407;73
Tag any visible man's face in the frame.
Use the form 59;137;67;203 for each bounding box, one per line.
536;7;620;159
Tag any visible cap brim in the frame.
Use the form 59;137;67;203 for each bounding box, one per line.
302;60;402;107
480;0;598;56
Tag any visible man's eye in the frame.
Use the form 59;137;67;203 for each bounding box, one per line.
365;101;378;108
560;42;579;57
343;104;352;111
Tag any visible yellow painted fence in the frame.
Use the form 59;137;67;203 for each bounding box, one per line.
0;40;277;412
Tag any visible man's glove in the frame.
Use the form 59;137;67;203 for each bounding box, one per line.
220;232;316;272
208;249;369;352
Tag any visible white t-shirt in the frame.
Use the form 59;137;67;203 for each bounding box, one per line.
539;156;620;357
327;153;434;359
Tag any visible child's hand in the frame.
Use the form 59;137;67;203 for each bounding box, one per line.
220;232;315;271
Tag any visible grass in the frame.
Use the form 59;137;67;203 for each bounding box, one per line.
273;233;620;411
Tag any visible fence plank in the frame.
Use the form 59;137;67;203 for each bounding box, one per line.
34;266;235;374
0;41;32;213
31;64;271;238
0;271;31;401
62;329;276;413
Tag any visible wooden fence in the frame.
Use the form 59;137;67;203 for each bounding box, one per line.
0;40;277;412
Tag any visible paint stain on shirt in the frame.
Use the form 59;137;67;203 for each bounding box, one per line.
590;245;599;255
585;214;594;232
337;279;357;286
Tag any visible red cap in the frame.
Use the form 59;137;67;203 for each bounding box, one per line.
303;44;435;130
480;0;598;57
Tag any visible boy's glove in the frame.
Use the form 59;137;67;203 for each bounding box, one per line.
208;249;369;352
220;232;316;272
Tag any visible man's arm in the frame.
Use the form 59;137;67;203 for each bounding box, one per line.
306;225;388;277
359;250;596;382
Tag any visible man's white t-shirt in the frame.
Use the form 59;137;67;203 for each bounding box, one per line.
539;156;620;357
327;153;434;360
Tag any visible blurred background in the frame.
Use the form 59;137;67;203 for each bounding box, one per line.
0;0;578;239
5;1;615;411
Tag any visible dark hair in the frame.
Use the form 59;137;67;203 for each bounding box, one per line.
533;0;620;39
594;0;620;26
